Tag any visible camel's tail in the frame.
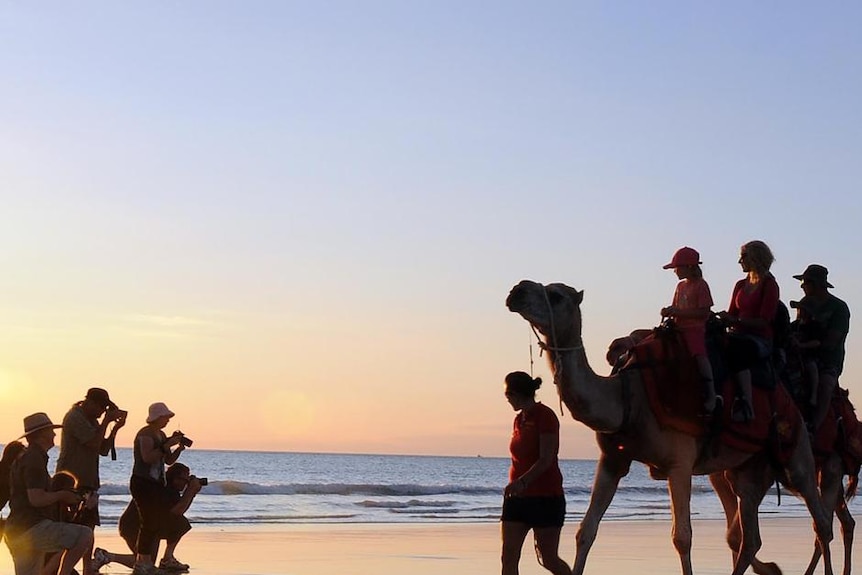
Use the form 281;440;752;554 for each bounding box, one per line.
845;468;859;501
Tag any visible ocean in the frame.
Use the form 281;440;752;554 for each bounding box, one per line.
24;449;837;527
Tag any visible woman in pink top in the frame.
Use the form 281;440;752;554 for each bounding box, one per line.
660;246;716;413
717;240;780;422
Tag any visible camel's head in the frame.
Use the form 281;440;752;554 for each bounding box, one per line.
506;280;584;346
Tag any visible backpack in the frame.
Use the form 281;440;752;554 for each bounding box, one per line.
772;300;791;351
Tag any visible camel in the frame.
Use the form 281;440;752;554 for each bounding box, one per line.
803;451;856;575
610;327;859;575
506;280;833;575
797;395;859;575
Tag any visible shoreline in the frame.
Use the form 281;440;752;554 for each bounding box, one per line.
0;517;836;575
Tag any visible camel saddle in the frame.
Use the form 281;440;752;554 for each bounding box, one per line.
623;326;800;463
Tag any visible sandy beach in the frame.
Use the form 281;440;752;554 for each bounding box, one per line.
0;517;840;575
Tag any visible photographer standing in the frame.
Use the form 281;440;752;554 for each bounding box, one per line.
56;387;126;575
93;463;202;573
128;403;187;575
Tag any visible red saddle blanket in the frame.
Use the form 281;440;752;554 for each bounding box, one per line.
812;388;862;472
628;328;800;462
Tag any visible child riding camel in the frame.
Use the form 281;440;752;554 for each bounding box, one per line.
660;246;717;413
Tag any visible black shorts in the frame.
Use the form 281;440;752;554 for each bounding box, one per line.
500;495;566;528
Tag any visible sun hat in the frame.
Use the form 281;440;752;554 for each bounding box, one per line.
663;247;701;269
85;387;117;410
147;402;175;423
18;412;63;439
793;264;834;288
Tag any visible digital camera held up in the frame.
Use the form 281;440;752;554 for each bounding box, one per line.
172;430;194;448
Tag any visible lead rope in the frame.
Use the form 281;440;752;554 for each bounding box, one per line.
542;286;566;416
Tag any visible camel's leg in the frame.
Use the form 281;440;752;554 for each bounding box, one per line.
805;544;824;575
667;466;694;575
711;472;783;575
786;434;835;575
814;456;854;575
710;472;742;566
722;455;777;575
730;485;767;575
804;458;842;575
813;496;857;575
836;497;854;575
572;455;630;575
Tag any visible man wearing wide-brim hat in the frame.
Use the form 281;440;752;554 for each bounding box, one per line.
792;264;851;432
4;413;93;575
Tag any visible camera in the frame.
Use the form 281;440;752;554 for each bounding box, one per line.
190;475;208;486
172;430;194;448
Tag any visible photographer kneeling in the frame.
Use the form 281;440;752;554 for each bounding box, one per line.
93;463;203;573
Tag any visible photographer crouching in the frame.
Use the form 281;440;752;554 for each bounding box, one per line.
93;463;203;573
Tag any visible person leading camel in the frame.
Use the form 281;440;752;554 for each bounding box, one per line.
717;240;780;422
660;246;717;413
500;371;570;575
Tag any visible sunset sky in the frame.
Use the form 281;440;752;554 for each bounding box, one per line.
2;3;860;459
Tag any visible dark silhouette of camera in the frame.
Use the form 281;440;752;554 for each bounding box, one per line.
172;430;194;448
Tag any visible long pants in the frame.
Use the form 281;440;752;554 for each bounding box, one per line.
129;475;164;556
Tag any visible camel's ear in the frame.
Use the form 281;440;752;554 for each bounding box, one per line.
555;284;584;305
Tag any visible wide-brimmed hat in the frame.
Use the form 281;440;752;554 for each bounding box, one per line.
147;402;175;423
663;246;701;269
85;387;117;410
793;264;834;288
18;412;62;439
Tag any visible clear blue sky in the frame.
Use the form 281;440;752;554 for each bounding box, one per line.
1;2;859;458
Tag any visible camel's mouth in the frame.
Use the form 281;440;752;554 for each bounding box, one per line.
505;280;542;314
506;280;550;336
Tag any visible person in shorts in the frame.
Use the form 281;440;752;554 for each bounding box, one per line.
55;387;127;575
4;413;93;575
500;371;570;575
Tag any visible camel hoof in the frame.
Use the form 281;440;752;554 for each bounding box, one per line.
752;561;782;575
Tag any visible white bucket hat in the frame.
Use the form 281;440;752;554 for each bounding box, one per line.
147;402;175;423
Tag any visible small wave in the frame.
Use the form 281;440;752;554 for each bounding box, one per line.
390;508;459;515
187;513;360;523
99;481;669;500
358;499;455;509
100;480;500;497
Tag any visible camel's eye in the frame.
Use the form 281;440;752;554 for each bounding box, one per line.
547;291;564;304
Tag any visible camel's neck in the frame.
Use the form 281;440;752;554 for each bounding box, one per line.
547;346;625;433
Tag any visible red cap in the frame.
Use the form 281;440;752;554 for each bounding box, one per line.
663;247;701;269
